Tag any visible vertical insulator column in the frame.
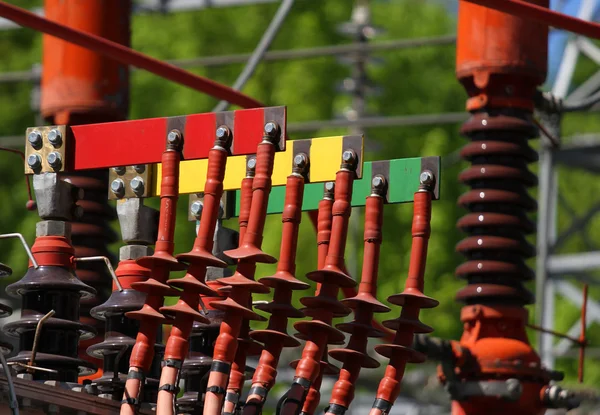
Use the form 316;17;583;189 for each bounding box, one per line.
41;0;132;373
0;263;13;355
121;131;187;415
242;154;312;415
280;151;359;415
446;2;552;414
203;122;282;415
325;176;392;415
156;128;234;415
5;221;97;382
369;175;438;415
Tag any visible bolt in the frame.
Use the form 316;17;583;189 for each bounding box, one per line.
47;129;62;147
264;121;279;138
342;150;356;164
325;182;335;192
130;176;145;195
247;157;257;170
113;166;126;175
293;153;308;169
47;152;62;170
216;125;230;140
372;175;386;190
134;165;146;174
190;200;203;217
111;179;125;197
27;154;42;170
28;130;42;149
420;170;434;185
167;130;181;146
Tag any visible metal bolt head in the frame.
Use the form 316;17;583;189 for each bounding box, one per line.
47;129;62;147
372;175;386;189
419;170;434;185
247;157;257;170
264;121;279;137
47;151;62;170
27;154;42;170
28;130;42;149
111;179;125;196
325;182;335;192
113;166;126;175
216;126;230;139
130;176;145;195
293;153;308;169
167;130;181;145
342;150;356;163
133;165;146;174
190;200;203;217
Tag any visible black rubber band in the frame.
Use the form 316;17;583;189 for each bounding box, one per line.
211;360;231;374
158;384;180;394
127;370;146;381
249;385;268;399
121;397;140;406
225;391;240;405
326;404;347;415
163;359;183;369
206;385;227;395
372;398;392;414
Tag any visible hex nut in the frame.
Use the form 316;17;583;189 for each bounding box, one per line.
190;200;204;217
36;220;71;238
47;152;63;170
130;176;145;195
119;245;152;261
113;166;126;175
47;129;62;148
28;131;42;149
27;154;42;170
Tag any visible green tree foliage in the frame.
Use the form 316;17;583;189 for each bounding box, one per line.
0;0;597;389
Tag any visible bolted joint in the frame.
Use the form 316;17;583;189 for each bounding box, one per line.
112;166;126;175
36;220;71;238
324;181;335;199
167;129;183;149
263;121;280;143
371;174;387;196
215;125;232;149
419;170;435;190
47;152;62;170
341;149;358;171
111;179;125;198
190;200;204;218
246;157;257;177
130;176;145;196
28;130;43;150
27;154;42;171
119;245;152;261
47;129;62;148
293;153;309;174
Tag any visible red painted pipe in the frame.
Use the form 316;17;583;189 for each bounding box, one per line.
462;0;600;39
370;186;438;415
243;161;311;414
156;131;233;415
121;134;187;415
204;127;281;415
0;1;263;108
325;179;391;415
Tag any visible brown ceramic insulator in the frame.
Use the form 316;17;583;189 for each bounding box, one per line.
243;174;310;413
88;257;161;401
455;112;538;306
281;166;358;415
205;134;279;415
5;234;97;382
371;190;438;412
122;143;185;414
326;193;391;414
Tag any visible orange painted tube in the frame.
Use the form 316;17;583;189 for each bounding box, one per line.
121;132;186;415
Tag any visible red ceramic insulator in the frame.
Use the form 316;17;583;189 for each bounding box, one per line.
370;189;438;415
243;172;311;413
281;159;359;415
205;131;280;415
326;187;391;414
121;140;186;414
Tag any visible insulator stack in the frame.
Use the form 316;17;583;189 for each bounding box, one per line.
122;131;186;414
87;245;161;402
370;176;438;415
205;123;281;415
281;150;359;415
157;130;233;415
0;263;14;355
243;155;311;413
5;221;97;382
41;0;132;373
325;176;391;415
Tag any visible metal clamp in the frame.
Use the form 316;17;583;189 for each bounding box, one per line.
108;164;152;200
25;126;69;174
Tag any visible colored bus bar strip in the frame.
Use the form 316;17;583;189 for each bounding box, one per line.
152;135;364;196
229;156;441;216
